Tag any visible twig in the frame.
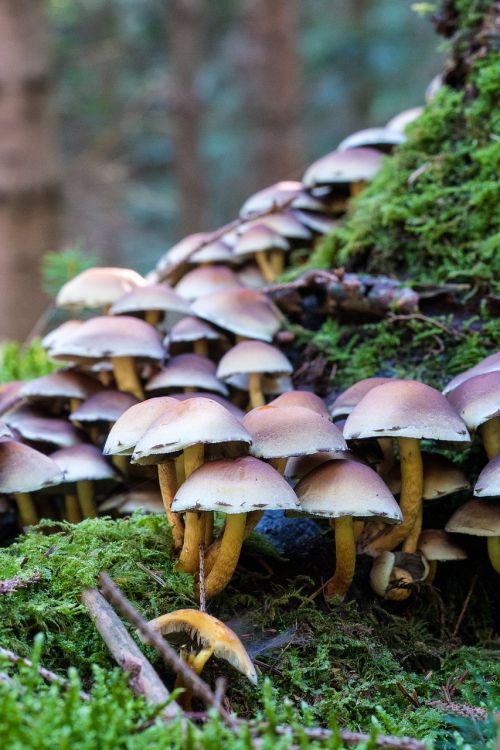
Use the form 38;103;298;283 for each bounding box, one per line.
424;700;488;722
386;313;465;339
198;543;206;613
98;572;237;729
0;571;42;594
81;588;179;719
453;573;478;637
0;645;90;701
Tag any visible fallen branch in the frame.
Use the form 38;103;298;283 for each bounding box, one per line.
0;645;90;701
0;571;42;595
424;699;488;722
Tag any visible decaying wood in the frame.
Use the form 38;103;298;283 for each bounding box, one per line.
0;570;42;594
0;645;90;701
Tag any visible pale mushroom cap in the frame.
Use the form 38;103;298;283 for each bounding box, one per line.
171;392;244;420
337;127;406;152
42;320;83;351
446;372;500;430
417;529;468;561
145;609;257;684
165;316;223;346
56;267;145;309
285;449;353;484
109;284;191;316
103;396;179;455
100;486;164;514
0;440;65;494
49;316;164;363
295;459;402;521
70;391;139;424
387;452;470;500
475;455;500;498
292;210;338;235
386;107;423;134
20;370;103;402
190;239;235;264
192;288;282;342
270;390;330;419
171;456;299;513
217;341;293;379
445;499;500;537
370;551;397;597
239;211;312;241
51;444;118;483
236;264;266;289
443;351;500;394
4;407;82;448
132;397;251;463
234;225;289;258
0;421;12;439
156;232;210;276
240;181;302;218
175;266;242;301
0;381;23;415
344;380;470;442
303;147;383;187
330;378;394;419
243;405;347;459
146;354;228;396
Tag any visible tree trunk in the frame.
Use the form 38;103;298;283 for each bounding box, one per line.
0;0;61;340
167;0;206;236
243;0;304;189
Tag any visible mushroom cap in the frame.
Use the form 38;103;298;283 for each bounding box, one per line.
0;381;23;415
217;341;292;379
295;459;402;522
417;529;467;561
238;211;312;241
0;421;12;439
171;392;244;420
103;396;179;456
303;147;383;187
70;390;139;424
175;266;242;301
443;351;500;394
0;440;65;494
51;444;118;483
192;288;282;342
330;378;394;419
337;127;406;153
291;210;338;235
165;316;223;345
445;499;500;537
20;370;103;402
42;320;83;351
146;354;228;396
155;232;210;276
56;267;145;309
475;455;500;498
344;380;470;442
386;107;423;134
100;486;164;514
172;456;299;513
369;551;428;597
234;225;290;258
285;449;353;485
224;372;293;396
190;239;235;265
269;390;330;419
243;405;347;459
145;609;257;684
49;316;164;363
446;371;500;430
240;180;303;218
109;283;191;316
386;452;470;500
4;406;82;448
132;397;251;463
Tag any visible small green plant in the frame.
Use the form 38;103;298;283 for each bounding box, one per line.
41;244;100;299
0;340;59;383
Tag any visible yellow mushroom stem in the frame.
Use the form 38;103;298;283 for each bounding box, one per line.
15;492;38;527
481;417;500;459
402;505;423;554
65;493;82;524
175;646;214;709
324;516;356;601
193;339;209;357
268;457;288;474
255;251;275;283
487;537;500;574
158;462;184;551
183;386;197;393
367;437;423;554
145;310;161;327
248;373;265;409
353;520;365;542
77;479;97;518
177;444;205;574
111;356;144;400
175;454;185;485
204;512;214;547
350;180;366;198
377;437;394;477
425;559;438;584
204;509;263;574
270;248;284;278
199;512;247;600
70;398;82;414
112;454;129;477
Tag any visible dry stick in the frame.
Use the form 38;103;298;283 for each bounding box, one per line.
0;645;90;701
452;573;479;637
98;572;237;729
198;543;207;613
0;571;42;594
81;588;179;720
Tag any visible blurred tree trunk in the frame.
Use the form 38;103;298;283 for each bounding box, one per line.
167;0;206;236
244;0;304;189
0;0;61;340
344;0;372;131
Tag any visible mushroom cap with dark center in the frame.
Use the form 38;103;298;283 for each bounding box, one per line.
49;316;164;364
4;406;82;448
234;225;290;259
330;377;394;419
51;444;119;483
445;499;500;537
243;405;347;459
444;351;500;395
337;127;406;153
104;396;179;456
56;267;145;309
175;266;242;301
165;316;223;345
475;455;500;498
295;459;402;522
344;380;470;442
385;106;423;133
0;440;65;494
192;288;282;342
171;392;244;420
303;147;383;188
146;354;228;396
238;211;312;241
417;529;467;561
20;370;103;403
109;283;191;316
132;397;251;464
270;390;330;419
386;452;470;499
217;341;292;380
240;180;303;218
446;372;500;431
70;391;139;424
172;456;299;513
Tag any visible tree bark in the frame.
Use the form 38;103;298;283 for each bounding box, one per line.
0;0;61;340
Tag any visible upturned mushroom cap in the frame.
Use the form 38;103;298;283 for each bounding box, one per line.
56;267;145;309
49;316;164;363
234;225;290;258
443;351;500;394
417;529;467;561
386;453;470;499
109;283;191;316
270;390;330;419
446;372;500;430
192;288;282;342
171;456;299;513
337;127;406;153
303;147;383;188
243;405;347;459
103;397;179;456
295;459;402;522
240;181;303;218
51;444;118;483
144;609;257;684
70;391;139;424
330;378;394;419
132;397;251;464
0;440;65;494
146;354;228;396
217;341;292;380
386;107;423;134
344;380;470;442
20;370;103;403
165;316;223;345
4;406;82;448
171;392;244;420
175;266;242;301
445;499;500;537
475;455;500;497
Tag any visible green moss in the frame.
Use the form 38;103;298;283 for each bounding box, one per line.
0;339;59;384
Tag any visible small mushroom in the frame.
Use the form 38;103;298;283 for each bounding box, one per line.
446;371;500;459
175;266;242;301
51;444;119;520
417;529;467;583
217;341;293;409
146;354;228;397
56;266;145;311
192;288;282;343
303;147;383;198
445;499;500;574
370;551;428;601
164;316;225;358
109;283;191;327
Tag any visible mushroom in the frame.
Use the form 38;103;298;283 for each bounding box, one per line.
164;316;225;358
191;288;283;343
370;550;428;601
217;341;293;409
100;484;164;516
445;500;500;574
69;390;139;456
19;369;103;414
238;211;312;242
56;266;145;312
4;405;83;450
475;454;500;498
155;232;211;284
109;283;191;327
239;180;303;218
146;354;228;397
417;529;467;583
385;107;423;134
175;266;242;301
234;224;290;281
303;147;383;199
443;351;500;395
337;127;406;154
446;371;500;459
269;390;331;419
